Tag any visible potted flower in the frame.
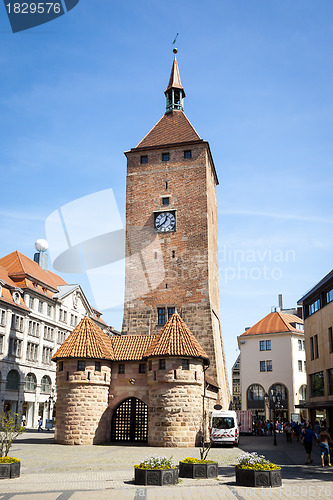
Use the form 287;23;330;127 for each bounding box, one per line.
134;456;178;486
0;457;21;479
0;411;24;480
179;457;218;478
235;452;282;487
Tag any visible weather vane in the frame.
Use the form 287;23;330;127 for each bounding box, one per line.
172;33;179;54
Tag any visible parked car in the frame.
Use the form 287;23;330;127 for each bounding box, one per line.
209;410;239;446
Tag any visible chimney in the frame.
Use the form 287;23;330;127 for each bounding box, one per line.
278;294;283;310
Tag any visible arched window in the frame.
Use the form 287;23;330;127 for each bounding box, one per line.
299;384;307;401
6;370;19;390
247;384;265;409
269;383;288;408
41;375;51;394
25;373;37;392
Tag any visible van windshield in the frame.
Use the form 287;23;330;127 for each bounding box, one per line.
212;417;234;429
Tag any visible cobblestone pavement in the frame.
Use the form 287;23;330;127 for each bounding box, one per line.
0;430;332;499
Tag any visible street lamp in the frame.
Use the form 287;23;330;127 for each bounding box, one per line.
264;390;283;446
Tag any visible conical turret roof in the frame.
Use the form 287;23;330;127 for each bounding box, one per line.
52;316;114;361
144;313;209;364
165;57;185;95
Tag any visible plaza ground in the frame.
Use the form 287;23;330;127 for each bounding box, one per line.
1;430;333;499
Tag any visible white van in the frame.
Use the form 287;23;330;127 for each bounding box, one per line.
209;410;239;446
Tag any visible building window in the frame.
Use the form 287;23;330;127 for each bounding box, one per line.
260;361;266;372
162;153;169;162
41;375;51;394
162;197;169;206
6;370;19;390
47;304;51;316
266;340;271;351
157;307;166;325
299;384;307;401
140;155;148;164
302;340;305;350
25;373;37;392
182;359;189;370
29;296;34;309
57;331;66;344
310;335;319;360
326;289;333;305
159;359;166;370
58;361;63;371
118;364;125;374
9;338;22;357
328;369;333;395
0;335;3;354
329;327;333;354
310;371;325;398
38;301;43;313
12;315;24;332
259;341;265;351
184;150;192;158
304;361;306;372
42;347;52;365
26;342;38;362
148;360;152;371
307;298;321;317
0;309;5;326
77;360;86;371
298;360;303;372
168;307;175;318
266;360;272;372
139;363;146;374
298;339;302;351
95;361;101;372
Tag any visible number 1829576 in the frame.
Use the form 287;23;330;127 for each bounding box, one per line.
6;3;62;14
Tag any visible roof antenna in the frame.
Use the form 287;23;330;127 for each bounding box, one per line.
172;33;179;55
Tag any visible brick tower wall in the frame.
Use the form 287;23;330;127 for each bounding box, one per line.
147;357;204;447
122;141;229;407
55;359;111;445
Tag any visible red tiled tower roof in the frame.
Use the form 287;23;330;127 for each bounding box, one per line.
111;335;156;361
135;110;202;149
52;316;114;361
144;313;209;364
240;311;304;337
165;57;185;95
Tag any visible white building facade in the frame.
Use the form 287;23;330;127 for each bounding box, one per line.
238;309;307;422
0;250;110;428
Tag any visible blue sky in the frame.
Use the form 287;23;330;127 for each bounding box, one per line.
1;0;333;381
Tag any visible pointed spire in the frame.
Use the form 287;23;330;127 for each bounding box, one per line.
164;48;186;112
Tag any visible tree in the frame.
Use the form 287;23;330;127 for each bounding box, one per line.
0;411;24;458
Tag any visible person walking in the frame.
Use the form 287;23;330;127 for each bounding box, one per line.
285;422;293;443
38;416;43;432
319;428;333;467
302;424;318;464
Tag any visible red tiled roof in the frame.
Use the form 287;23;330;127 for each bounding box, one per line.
52;316;114;361
144;313;209;363
165;57;185;94
135;110;202;149
240;312;304;337
112;335;156;361
0;266;29;311
0;251;67;290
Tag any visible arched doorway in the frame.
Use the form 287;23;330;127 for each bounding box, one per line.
111;397;148;443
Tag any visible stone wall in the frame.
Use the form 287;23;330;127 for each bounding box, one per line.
147;357;204;447
55;359;111;445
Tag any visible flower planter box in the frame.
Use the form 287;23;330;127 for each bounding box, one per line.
179;461;218;479
134;467;178;486
0;462;20;479
235;467;282;488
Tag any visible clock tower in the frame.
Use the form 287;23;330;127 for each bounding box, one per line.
122;50;230;408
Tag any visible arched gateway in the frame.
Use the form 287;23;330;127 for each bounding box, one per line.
111;397;148;443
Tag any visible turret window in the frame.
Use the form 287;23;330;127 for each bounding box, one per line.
159;359;166;370
139;363;146;374
77;360;86;371
162;153;170;162
182;359;189;370
95;361;101;372
118;364;125;374
162;197;169;206
140;155;148;164
184;150;192;159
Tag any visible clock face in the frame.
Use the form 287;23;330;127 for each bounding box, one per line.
155;212;176;232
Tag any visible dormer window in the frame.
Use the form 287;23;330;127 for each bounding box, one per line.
12;292;20;304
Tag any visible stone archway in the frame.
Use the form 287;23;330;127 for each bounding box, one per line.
111;397;148;443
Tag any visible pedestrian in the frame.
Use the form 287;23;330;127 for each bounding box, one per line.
294;422;300;441
319;428;333;467
302;424;318;464
314;420;321;439
21;414;26;427
38;416;43;432
284;422;293;443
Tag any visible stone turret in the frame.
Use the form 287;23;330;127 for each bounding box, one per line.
52;316;113;445
144;313;209;447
